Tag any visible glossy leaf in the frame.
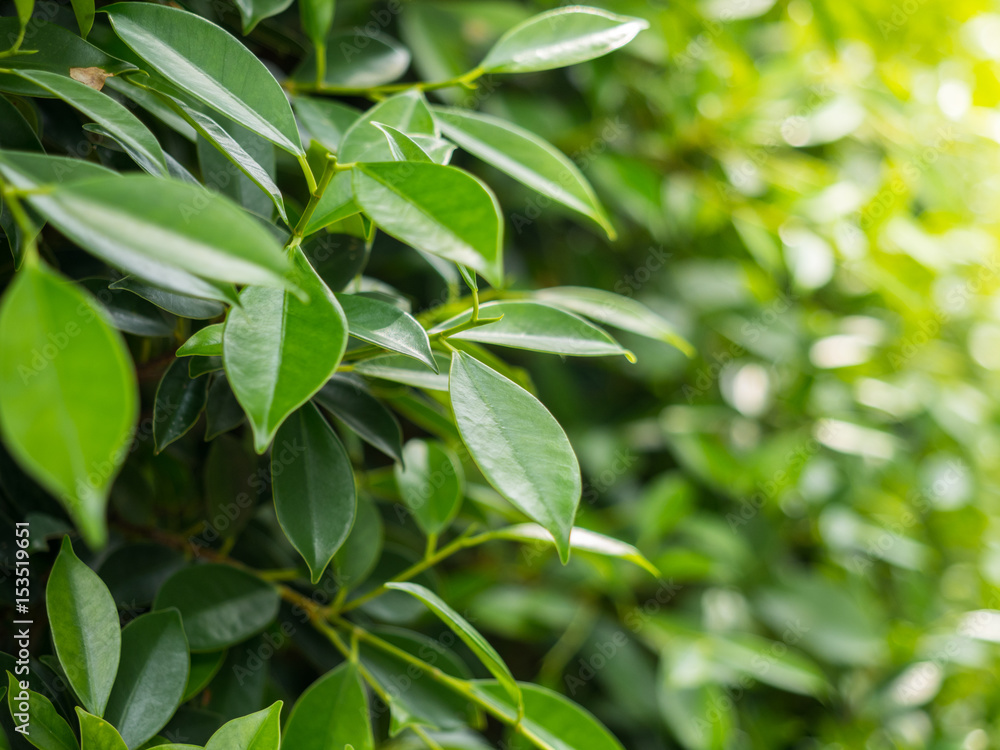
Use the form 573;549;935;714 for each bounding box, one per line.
0;263;137;547
355;353;450;391
177;324;224;358
77;710;129;750
314;374;403;461
479;7;648;74
223;247;349;453
204;703;282;750
105;610;189;749
449;352;580;561
495;524;659;576
109;277;225;320
293;31;410;89
5;672;77;750
154;565;280;651
205;376;246;440
394;439;464;535
299;0;336;50
338;91;436;164
103;3;303;155
352;162;503;287
71;0;94;37
337;293;436;369
232;0;293;33
434;107;613;237
282;663;373;750
386;582;521;712
153;359;209;453
46;537;121;716
333;493;383;589
78;278;176;338
373;122;434;163
302;171;358;235
273;403;356;583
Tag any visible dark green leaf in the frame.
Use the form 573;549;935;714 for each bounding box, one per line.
313;374;403;461
153;359;209;453
205;376;246;441
183;650;227;702
97;543;185;609
354;353;450;391
108;277;226;320
333;493;383;589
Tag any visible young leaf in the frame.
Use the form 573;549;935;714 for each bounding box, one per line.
433;107;614;237
385;582;522;714
232;0;293;33
204;702;282;750
153;359;209;453
479;7;648;74
177;324;224;358
104;610;190;749
282;663;373;750
439;300;632;359
154;565;280;651
293;31;410;89
109;277;225;320
494;524;659;576
394;440;464;536
302;171;359;234
5;671;77;750
103;3;304;155
77;709;129;750
12;70;168;176
354;353;450;391
313;374;403;461
273;403;356;583
338;90;436;163
534;286;693;355
299;0;336;52
337;293;436;369
352;163;504;287
373;122;434;162
223;247;349;453
0;263;137;547
71;0;95;37
46;537;121;716
449;352;580;561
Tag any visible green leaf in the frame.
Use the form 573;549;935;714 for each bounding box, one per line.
77;710;129;750
97;543;185;609
5;672;77;750
352;163;503;287
273;403;356;583
78;278;176;338
494;524;659;576
232;0;293;33
46;537;121;716
154;565;280;651
153;359;209;453
17;175;292;297
9;70;166;176
204;702;281;750
534;287;693;355
438;301;632;359
479;7;648;74
314;374;403;461
292;97;359;153
223;247;349;453
433;107;614;237
103;3;303;155
177;324;224;358
105;610;189;749
470;681;625;750
337;293;436;369
0;97;42;151
354;353;450;391
0;18;136;97
108;277;225;320
302;172;358;235
293;31;410;89
449;352;579;561
183;650;227;702
338;91;436;164
394;440;463;536
282;663;372;750
333;493;383;589
71;0;95;37
299;0;336;50
0;264;137;547
372;122;434;163
12;0;33;34
205;377;246;441
189;356;223;379
385;582;522;713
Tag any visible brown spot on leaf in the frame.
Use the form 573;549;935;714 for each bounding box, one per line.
70;67;111;91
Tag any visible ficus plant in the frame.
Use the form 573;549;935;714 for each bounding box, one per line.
0;1;686;748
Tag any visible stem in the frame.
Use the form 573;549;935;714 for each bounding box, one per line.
412;726;444;750
298;154;318;195
293;155;338;239
314;42;327;89
288;67;485;99
431;314;503;342
425;532;438;559
470;285;480;323
1;181;40;267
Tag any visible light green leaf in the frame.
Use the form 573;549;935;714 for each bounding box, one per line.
154;565;280;652
354;353;450;391
223;247;349;453
314;374;403;461
385;582;521;714
302;171;358;235
204;702;282;750
11;70;167;176
352;163;503;287
233;0;293;33
394;439;464;536
449;352;579;561
273;402;356;583
494;524;659;576
177;324;224;358
479;7;648;74
0;264;137;547
373;122;433;162
338;90;436;164
13;0;33;34
299;0;336;50
293;31;410;89
105;610;189;749
337;293;436;369
183;650;227;702
71;0;94;37
470;681;625;750
282;663;373;750
103;3;303;155
153;359;209;453
108;277;225;320
438;300;632;359
433;107;614;237
77;709;129;750
46;537;121;716
534;286;693;355
5;671;77;750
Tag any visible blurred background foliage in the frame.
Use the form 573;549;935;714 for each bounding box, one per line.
5;0;1000;747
